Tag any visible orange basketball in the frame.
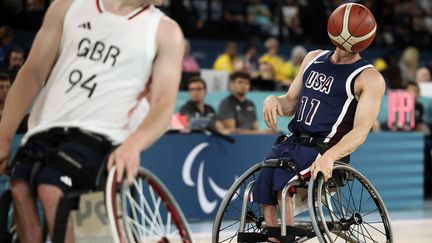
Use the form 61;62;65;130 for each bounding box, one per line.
327;3;377;53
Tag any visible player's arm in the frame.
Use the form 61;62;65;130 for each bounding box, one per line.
107;17;184;183
263;50;322;130
311;68;386;181
0;0;71;172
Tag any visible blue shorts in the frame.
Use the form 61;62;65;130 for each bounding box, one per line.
11;128;114;194
253;138;320;205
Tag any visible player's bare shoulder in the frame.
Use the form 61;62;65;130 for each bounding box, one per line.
356;67;386;97
300;49;324;67
44;0;74;22
156;15;184;49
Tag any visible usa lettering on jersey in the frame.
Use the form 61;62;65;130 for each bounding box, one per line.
305;71;334;94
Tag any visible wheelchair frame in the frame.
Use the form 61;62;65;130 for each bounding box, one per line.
0;157;195;243
212;159;393;243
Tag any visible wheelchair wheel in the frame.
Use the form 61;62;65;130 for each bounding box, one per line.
308;164;393;243
106;166;194;243
0;190;50;243
0;189;18;243
212;162;263;243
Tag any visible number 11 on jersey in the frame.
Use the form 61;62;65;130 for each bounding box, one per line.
297;96;321;125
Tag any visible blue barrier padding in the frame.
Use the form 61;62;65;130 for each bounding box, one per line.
176;91;432;130
0;132;424;221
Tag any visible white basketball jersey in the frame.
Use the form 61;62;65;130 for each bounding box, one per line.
25;0;163;144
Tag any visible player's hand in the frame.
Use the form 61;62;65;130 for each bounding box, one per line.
0;139;12;176
311;155;334;182
107;139;141;185
263;95;283;131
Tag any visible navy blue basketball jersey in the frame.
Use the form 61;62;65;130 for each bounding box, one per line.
288;50;373;146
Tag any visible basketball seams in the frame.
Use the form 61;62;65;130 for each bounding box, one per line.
350;6;368;37
331;14;338;35
341;3;354;52
327;3;376;53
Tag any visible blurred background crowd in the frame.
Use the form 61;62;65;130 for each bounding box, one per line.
1;0;432;196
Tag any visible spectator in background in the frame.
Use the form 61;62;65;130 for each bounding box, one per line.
242;44;259;78
233;59;248;73
259;37;285;82
0;73;11;118
0;26;15;68
281;0;303;42
406;81;429;135
222;0;248;38
251;62;277;91
213;41;239;74
168;1;202;36
256;62;275;82
219;71;263;134
8;48;25;70
295;0;327;43
376;49;404;89
182;40;200;73
247;0;275;38
179;76;225;133
415;66;431;83
1;47;26;81
406;80;432;200
399;46;420;84
282;45;307;86
413;0;432;46
0;71;28;132
193;0;223;37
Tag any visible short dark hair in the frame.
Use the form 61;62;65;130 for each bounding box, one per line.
0;73;10;82
230;71;251;82
406;81;419;89
10;47;25;56
0;26;14;40
188;76;207;90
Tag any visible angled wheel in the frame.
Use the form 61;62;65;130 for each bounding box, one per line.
308;164;393;243
0;189;17;243
212;163;264;243
106;166;194;243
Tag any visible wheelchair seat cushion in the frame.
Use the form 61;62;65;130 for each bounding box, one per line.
253;138;320;205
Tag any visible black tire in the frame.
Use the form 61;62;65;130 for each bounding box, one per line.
106;166;194;243
0;190;15;243
308;164;393;243
212;162;263;243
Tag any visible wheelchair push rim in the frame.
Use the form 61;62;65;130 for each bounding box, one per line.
309;164;393;243
212;162;263;243
106;166;194;243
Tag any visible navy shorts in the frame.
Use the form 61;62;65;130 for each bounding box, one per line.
11;128;114;194
253;138;320;205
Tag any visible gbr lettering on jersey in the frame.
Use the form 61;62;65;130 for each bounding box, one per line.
65;38;121;98
305;70;334;94
77;37;120;67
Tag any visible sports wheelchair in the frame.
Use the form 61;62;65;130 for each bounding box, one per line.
212;158;393;243
0;141;194;243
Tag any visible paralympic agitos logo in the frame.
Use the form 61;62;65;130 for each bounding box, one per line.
181;142;238;214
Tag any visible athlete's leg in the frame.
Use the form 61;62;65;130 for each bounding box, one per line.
263;204;278;227
37;184;74;243
11;180;42;243
277;191;294;226
255;167;281;242
263;204;279;242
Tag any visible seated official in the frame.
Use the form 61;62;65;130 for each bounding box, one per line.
219;71;271;134
179;76;225;133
